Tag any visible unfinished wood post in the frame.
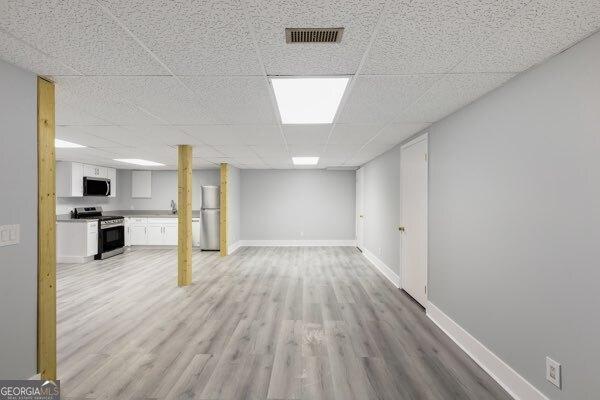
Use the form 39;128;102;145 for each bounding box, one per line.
177;145;192;286
220;163;228;256
37;77;56;380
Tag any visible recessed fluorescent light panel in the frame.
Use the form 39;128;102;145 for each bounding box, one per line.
292;156;319;165
114;159;165;166
55;139;86;148
271;77;349;124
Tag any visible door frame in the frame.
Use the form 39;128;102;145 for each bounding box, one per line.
400;133;428;307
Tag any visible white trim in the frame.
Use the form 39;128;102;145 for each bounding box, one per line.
228;241;242;254
427;302;549;400
238;240;357;247
401;131;429;150
361;247;400;288
57;255;94;264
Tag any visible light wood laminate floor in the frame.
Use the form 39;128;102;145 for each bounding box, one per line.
57;247;512;400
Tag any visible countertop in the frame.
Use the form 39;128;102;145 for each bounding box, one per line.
57;210;201;222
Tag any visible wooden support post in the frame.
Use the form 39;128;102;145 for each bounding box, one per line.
37;77;56;380
177;145;192;286
220;163;228;256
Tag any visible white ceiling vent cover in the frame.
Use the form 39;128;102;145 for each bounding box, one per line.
285;28;344;43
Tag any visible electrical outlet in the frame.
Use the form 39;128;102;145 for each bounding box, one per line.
300;231;304;237
378;247;382;256
546;357;561;389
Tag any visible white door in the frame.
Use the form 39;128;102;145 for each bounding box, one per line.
130;225;147;245
356;167;365;250
400;135;428;307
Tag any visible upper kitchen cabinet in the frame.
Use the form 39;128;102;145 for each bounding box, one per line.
57;161;117;197
56;161;84;197
107;168;117;198
131;170;152;198
83;164;108;178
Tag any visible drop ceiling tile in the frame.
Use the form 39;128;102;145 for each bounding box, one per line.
322;143;363;158
192;145;225;158
0;0;167;75
288;145;323;156
358;141;394;159
0;30;77;75
180;76;277;124
180;125;283;146
362;0;528;74
56;103;108;126
121;125;201;146
337;75;438;124
193;159;218;169
249;145;289;158
90;76;207;125
283;125;331;145
328;124;383;144
56;126;122;148
399;73;514;123
371;123;430;145
213;145;257;158
55;147;119;164
54;76;165;125
100;0;263;75
455;0;600;73
76;125;151;147
246;0;386;75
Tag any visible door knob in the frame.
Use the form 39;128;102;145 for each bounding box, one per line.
398;226;405;232
359;215;364;218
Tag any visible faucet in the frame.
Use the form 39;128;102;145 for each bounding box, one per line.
171;200;177;214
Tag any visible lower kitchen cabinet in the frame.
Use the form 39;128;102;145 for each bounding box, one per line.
57;220;98;263
125;217;180;246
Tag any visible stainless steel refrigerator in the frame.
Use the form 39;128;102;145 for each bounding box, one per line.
200;185;220;250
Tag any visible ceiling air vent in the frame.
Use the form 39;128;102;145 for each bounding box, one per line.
285;28;344;43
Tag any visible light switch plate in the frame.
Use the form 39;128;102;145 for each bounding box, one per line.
546;357;561;389
0;224;20;247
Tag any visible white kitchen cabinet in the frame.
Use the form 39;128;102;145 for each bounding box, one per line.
163;223;178;245
56;161;83;197
107;168;117;197
129;218;148;245
86;221;98;256
57;220;98;263
132;171;152;198
130;225;147;245
83;164;108;178
147;224;164;245
124;218;131;246
147;218;177;245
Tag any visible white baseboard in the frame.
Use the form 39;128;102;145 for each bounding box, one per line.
57;255;94;264
228;241;242;254
360;247;400;288
427;302;548;400
238;240;357;247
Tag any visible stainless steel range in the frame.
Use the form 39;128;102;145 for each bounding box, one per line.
72;206;125;259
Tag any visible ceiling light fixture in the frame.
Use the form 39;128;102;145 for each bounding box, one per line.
271;77;349;124
55;139;86;148
114;159;165;166
292;156;319;165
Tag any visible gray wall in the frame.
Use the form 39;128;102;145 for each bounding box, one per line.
361;146;401;273
427;32;600;399
241;170;356;241
0;60;37;379
227;165;241;245
116;169;220;211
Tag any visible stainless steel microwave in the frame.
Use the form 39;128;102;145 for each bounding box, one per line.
83;177;111;196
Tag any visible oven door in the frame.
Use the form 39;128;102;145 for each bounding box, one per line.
99;225;125;254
